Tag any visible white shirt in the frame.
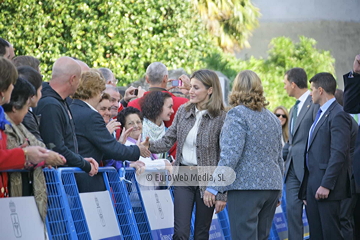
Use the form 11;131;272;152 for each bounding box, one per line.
82;100;98;112
181;108;207;166
296;90;310;116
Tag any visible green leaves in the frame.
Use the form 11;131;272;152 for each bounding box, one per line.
1;0;221;85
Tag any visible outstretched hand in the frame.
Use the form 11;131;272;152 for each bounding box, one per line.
137;135;151;158
118;127;133;144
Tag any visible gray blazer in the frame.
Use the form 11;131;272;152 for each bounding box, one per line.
211;105;284;193
283;95;319;182
150;104;227;201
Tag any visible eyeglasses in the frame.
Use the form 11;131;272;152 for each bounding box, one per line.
275;114;287;118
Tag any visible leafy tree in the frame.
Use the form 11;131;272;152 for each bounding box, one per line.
0;0;222;85
204;36;336;110
192;0;260;52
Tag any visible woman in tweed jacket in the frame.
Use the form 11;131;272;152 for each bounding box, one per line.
146;69;227;240
205;70;284;240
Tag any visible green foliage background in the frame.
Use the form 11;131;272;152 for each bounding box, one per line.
1;0;222;84
0;1;336;110
204;36;335;110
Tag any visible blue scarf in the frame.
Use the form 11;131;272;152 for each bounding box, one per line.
0;106;11;130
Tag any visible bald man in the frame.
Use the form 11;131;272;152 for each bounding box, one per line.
34;56;98;176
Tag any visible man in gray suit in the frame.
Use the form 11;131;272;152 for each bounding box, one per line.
282;68;319;240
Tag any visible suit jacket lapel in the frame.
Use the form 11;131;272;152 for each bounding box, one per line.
293;95;312;136
308;101;337;148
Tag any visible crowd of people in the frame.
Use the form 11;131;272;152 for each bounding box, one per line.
0;36;360;240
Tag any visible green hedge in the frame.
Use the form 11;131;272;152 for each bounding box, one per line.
1;0;222;84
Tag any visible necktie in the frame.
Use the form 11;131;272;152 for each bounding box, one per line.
291;100;300;134
306;108;322;168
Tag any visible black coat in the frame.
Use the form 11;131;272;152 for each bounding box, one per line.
33;82;91;172
70;99;140;192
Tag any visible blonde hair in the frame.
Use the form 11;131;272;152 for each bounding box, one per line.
229;70;269;111
73;69;106;99
273;106;289;142
185;69;224;117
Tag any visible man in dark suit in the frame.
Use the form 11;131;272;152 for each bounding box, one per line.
282;68;319;240
299;72;354;240
343;54;360;239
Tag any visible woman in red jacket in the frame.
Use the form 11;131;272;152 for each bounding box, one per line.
0;57;50;172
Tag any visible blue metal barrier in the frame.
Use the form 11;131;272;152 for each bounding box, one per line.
44;168;78;240
122;168;152;240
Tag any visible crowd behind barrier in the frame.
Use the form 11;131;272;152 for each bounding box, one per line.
1;37;360;240
1;166;313;240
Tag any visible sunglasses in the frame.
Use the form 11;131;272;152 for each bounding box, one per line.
275;114;287;118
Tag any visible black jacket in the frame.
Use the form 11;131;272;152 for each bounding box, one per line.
33;82;91;172
22;110;43;142
70;99;140;192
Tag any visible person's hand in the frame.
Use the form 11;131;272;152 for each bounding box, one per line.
276;200;281;207
24;146;50;165
140;136;150;149
124;86;138;102
203;190;216;207
178;74;191;91
137;135;151;158
353;54;360;74
214;200;226;214
118;127;133;144
85;157;98;176
303;200;307;206
106;119;121;134
137;86;146;98
45;150;66;167
130;161;146;175
315;186;330;200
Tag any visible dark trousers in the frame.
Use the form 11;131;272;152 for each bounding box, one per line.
354;194;360;239
306;190;343;240
173;186;214;240
286;163;304;240
340;194;358;240
227;190;280;240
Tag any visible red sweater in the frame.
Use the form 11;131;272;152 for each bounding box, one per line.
0;131;25;170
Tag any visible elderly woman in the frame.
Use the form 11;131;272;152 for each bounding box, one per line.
143;69;227;239
273;106;289;146
140;91;174;159
96;92;121;135
0;58;61;203
114;107;171;171
70;69;150;192
205;70;284;240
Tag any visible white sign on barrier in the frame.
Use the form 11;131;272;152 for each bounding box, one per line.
209;212;225;240
141;189;174;239
0;196;45;240
79;191;121;240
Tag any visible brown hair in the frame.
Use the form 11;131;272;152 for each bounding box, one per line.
185;69;224;117
229;70;269;111
13;55;40;72
0;57;18;92
73;69;106;99
273;106;289;142
99;92;110;103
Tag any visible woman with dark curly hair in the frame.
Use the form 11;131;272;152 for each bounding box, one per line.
205;70;284;240
139;91;174;159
